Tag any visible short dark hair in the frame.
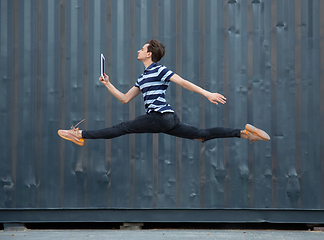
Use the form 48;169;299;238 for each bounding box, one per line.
146;39;165;62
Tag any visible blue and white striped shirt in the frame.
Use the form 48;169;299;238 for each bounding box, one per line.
135;62;174;113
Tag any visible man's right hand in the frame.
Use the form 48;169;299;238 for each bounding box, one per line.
98;74;141;104
99;73;109;86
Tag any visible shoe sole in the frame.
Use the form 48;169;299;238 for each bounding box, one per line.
245;124;270;141
58;130;85;146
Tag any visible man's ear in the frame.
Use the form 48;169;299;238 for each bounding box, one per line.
147;52;152;58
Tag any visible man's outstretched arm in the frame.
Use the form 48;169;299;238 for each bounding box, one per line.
99;73;141;104
170;74;226;105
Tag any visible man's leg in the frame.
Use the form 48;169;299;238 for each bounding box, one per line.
82;114;160;139
163;113;270;142
164;113;241;141
166;124;241;141
58;114;161;145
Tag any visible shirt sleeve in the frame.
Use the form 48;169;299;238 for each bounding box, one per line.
160;67;174;82
134;75;141;88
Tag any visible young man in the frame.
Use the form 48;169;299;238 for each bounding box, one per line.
58;39;270;146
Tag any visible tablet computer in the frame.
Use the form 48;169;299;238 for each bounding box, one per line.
101;54;105;79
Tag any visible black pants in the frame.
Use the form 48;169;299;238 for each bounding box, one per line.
82;112;241;142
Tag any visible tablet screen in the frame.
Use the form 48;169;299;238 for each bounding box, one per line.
101;54;105;79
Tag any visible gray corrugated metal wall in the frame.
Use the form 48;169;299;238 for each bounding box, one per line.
0;0;324;221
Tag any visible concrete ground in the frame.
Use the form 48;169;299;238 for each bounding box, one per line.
0;229;324;240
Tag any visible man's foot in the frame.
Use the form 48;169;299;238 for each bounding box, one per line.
58;119;85;146
241;124;270;143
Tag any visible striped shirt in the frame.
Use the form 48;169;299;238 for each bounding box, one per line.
135;62;174;113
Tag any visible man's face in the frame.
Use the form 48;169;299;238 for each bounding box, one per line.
137;44;151;61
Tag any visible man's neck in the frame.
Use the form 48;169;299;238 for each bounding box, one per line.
142;59;154;68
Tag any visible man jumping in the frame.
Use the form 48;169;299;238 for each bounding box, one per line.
58;39;270;146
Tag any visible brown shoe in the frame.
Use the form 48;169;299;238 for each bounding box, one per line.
58;119;85;146
243;124;270;143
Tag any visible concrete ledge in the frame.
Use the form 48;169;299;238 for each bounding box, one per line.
120;222;144;230
4;223;26;231
0;209;324;224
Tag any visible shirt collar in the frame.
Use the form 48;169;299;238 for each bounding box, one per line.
144;62;158;73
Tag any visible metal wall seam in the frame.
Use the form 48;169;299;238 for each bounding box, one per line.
320;0;324;210
247;0;254;209
223;0;230;209
0;0;9;209
199;0;206;208
134;0;143;209
88;0;102;207
20;0;32;208
302;0;321;208
275;0;287;208
105;0;112;208
101;0;110;207
82;0;89;207
203;0;212;208
129;0;136;209
270;0;278;209
35;0;42;209
87;0;94;207
30;0;38;208
176;0;182;208
294;0;302;209
182;0;199;208
213;0;226;208
59;0;66;207
12;0;19;209
112;0;128;208
314;0;322;210
40;0;50;207
303;0;322;209
160;0;177;208
286;0;300;209
152;0;159;209
260;0;273;209
67;0;80;207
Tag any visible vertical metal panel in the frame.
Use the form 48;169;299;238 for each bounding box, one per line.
222;0;230;208
35;0;42;209
152;0;159;208
157;0;178;208
295;0;302;209
129;0;136;209
105;0;112;208
175;0;182;208
1;0;324;219
204;0;227;209
59;0;66;207
270;0;278;209
199;0;206;208
0;0;6;208
247;0;254;209
321;0;324;209
300;0;322;209
11;0;19;209
181;0;200;208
